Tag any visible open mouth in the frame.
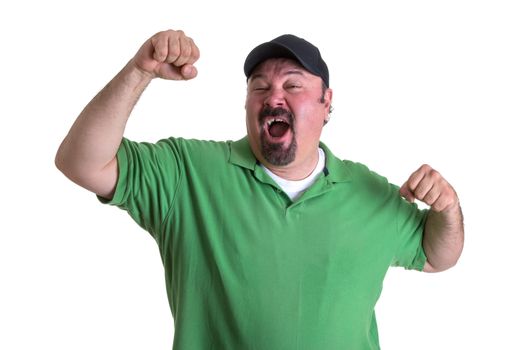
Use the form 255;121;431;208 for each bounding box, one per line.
267;117;291;138
258;110;298;165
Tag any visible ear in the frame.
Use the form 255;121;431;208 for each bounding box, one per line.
323;88;333;112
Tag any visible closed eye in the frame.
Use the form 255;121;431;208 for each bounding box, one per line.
252;85;270;92
286;84;302;90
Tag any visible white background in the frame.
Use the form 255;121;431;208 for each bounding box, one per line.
1;0;524;349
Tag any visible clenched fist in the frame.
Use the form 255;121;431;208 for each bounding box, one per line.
399;164;459;213
132;29;200;81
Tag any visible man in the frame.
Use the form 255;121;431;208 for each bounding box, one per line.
56;29;464;349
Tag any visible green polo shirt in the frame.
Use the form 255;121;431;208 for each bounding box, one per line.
101;136;427;350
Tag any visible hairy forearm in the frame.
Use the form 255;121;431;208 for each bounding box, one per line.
423;203;464;272
56;30;200;198
55;62;152;183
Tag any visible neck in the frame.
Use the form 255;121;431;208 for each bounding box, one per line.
262;150;320;181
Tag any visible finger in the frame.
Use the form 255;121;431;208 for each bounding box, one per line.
152;34;169;62
406;164;433;193
172;36;200;67
181;64;198;80
399;182;415;202
430;193;447;212
172;36;192;66
422;184;440;206
166;33;182;64
412;172;434;201
431;183;458;212
188;38;200;64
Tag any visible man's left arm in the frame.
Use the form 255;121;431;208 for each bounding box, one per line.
399;164;464;273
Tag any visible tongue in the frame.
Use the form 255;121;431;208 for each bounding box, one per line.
269;122;289;138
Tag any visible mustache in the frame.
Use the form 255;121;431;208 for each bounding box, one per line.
259;106;294;124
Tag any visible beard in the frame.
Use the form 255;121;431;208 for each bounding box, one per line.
259;106;297;166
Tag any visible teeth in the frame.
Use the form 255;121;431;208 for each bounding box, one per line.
267;118;286;126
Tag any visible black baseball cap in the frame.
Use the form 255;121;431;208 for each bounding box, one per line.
244;34;330;87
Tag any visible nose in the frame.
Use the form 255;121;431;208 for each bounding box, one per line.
264;87;286;108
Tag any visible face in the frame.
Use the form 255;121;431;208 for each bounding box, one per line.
245;58;332;172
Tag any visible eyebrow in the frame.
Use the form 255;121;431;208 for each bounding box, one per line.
250;69;306;82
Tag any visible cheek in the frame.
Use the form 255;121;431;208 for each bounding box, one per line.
292;105;325;140
245;108;260;137
293;101;325;125
245;92;264;107
245;96;261;119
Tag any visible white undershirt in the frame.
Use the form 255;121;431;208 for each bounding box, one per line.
261;148;326;201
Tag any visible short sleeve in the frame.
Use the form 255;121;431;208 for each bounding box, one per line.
391;196;429;271
98;137;182;238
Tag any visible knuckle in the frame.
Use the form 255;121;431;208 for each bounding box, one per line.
430;169;441;181
182;43;192;55
157;31;170;42
171;29;185;37
444;190;457;204
422;165;435;176
156;46;168;58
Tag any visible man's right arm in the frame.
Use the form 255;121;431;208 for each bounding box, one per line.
55;30;200;199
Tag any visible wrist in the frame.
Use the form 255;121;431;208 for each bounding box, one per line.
124;59;156;85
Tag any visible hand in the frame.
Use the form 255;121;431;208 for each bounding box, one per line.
132;29;200;80
399;164;459;213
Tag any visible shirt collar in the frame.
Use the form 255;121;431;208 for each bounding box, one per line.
229;137;258;170
229;136;352;183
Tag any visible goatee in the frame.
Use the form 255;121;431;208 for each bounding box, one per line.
259;106;297;166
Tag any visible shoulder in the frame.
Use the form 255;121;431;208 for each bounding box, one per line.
118;137;233;174
331;156;396;200
345;161;387;182
165;137;231;155
122;137;231;159
153;138;235;175
321;143;389;189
